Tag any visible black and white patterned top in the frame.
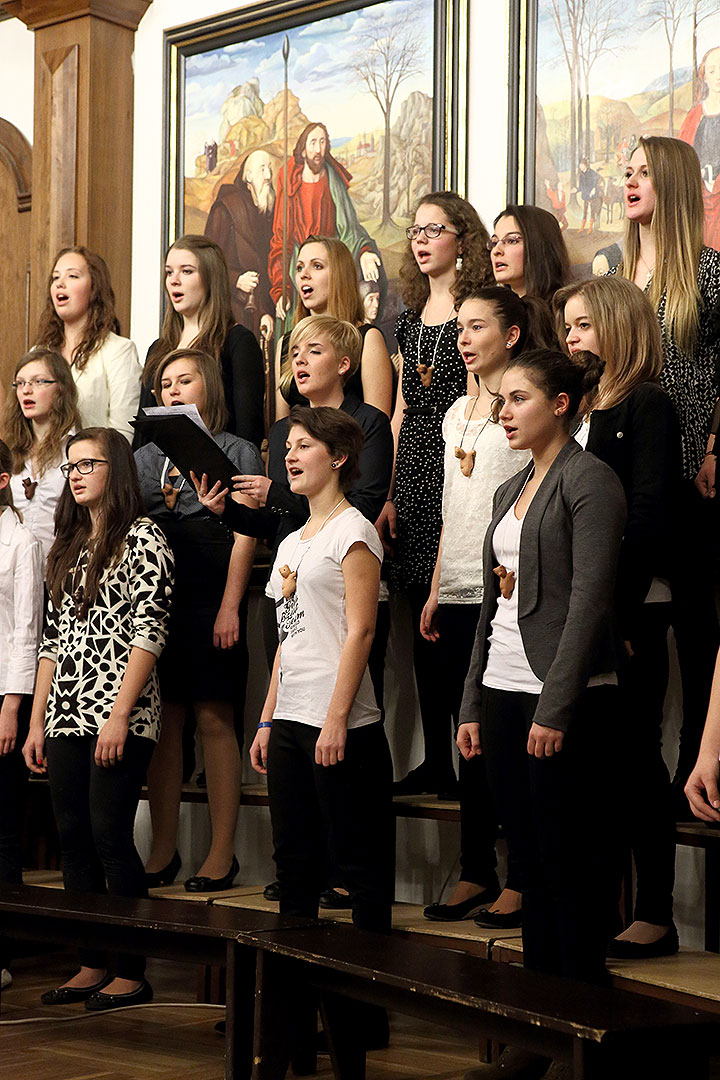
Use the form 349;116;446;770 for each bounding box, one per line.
39;518;174;741
390;309;468;589
609;247;720;479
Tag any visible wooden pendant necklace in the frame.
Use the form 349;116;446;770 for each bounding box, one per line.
71;546;90;619
454;395;493;477
22;476;37;500
278;497;348;598
160;457;185;511
416;301;456;387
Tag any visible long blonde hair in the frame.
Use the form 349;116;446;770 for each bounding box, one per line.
554;277;663;411
621;136;703;355
1;350;80;476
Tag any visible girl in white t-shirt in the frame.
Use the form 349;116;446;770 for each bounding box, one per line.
2;349;79;566
250;405;394;939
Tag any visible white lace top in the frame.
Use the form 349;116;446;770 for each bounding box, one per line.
438;396;531;603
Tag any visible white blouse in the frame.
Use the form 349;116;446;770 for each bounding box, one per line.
72;332;142;442
9;445;71;567
0;507;44;697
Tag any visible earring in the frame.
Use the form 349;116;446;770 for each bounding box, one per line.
505;342;512;349
455;254;463;271
331;462;338;470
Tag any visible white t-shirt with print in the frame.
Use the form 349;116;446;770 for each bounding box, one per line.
266;506;384;729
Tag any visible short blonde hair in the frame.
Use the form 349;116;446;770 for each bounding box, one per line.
288;315;362;384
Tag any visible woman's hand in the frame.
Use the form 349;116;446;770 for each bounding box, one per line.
0;697;20;756
420;592;440;642
22;724;46;774
235;475;271;506
695;454;716;498
685;753;720;822
457;722;481;760
95;715;129;768
250;726;271;775
191;471;229;517
375;500;397;557
315;718;347;767
214;604;240;649
527;723;564;758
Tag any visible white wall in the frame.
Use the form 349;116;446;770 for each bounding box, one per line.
0;18;34;142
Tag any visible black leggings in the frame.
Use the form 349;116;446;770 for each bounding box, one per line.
0;697;31;886
267;720;394;933
45;733;155;980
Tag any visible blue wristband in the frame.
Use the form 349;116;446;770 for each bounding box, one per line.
257;721;273;729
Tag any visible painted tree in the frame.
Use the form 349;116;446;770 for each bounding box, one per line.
578;0;623;160
353;17;422;228
691;0;715;100
549;0;586;195
644;0;692;135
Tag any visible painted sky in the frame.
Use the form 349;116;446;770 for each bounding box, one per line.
183;0;434;175
537;3;720;105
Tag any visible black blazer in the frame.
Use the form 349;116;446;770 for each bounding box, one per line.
584;382;682;634
221;392;393;555
459;440;627;733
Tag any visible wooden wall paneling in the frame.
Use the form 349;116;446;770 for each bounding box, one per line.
0;119;31;395
2;1;152;32
45;44;78;266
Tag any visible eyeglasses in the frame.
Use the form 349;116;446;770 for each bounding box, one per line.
486;233;524;252
405;223;460;241
12;379;57;390
60;459;109;479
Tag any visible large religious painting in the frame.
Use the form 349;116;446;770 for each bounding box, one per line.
164;0;467;373
511;0;720;276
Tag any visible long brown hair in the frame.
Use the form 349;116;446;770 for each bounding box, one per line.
35;247;121;373
1;350;80;476
399;191;493;314
620;136;703;354
493;204;570;303
0;439;21;520
46;427;145;612
143;234;234;392
153;348;229;435
553;277;663;411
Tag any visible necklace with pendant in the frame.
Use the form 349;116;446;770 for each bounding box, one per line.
160;457;185;511
454;394;493;476
416;300;456;387
278;497;348;598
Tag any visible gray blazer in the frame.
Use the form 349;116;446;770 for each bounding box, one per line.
459;440;627;733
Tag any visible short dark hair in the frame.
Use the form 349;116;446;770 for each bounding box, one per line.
287;405;364;492
505;347;604;424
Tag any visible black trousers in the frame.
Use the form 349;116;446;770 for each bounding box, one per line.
481;686;620;984
670;483;720;796
618;602;676;925
0;697;31;886
45;732;155;980
406;585;457;789
266;720;394;933
436;604;502;891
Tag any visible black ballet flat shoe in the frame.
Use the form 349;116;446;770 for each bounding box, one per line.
424;885;501;922
606;923;679;960
263;880;281;901
473;906;523;929
184;854;239;893
41;974;111;1005
319;888;353;909
85;979;153;1011
145;850;181;888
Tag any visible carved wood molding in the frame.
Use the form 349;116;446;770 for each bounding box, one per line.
3;0;152;31
42;43;78;255
0;118;31;212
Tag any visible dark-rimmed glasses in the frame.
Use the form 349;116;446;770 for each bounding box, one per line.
406;223;460;241
60;459;109;479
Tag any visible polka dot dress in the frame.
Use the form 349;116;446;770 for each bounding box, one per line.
390;309;468;589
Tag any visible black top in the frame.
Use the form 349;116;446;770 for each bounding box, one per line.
279;323;375;407
133;324;265;451
220;392;393;558
584;382;682;635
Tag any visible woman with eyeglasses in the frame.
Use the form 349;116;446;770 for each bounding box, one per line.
34;247;142;443
23;428;174;1010
488;204;570;304
274;235;393;420
2;351;80;565
608;135;720;813
376;191;493;796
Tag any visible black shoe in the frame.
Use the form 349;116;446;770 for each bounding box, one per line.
215;1019;226;1036
145;850;181;888
473;907;523;929
185;854;239;893
319;888;353;909
263;880;281;901
41;974;111;1005
606;923;679;959
424;885;501;922
85;980;153;1011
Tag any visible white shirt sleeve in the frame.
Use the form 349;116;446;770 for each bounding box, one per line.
104;336;143;442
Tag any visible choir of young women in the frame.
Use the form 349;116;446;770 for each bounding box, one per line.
4;134;720;1017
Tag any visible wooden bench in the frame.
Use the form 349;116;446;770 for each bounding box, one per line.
0;883;316;1080
241;922;720;1080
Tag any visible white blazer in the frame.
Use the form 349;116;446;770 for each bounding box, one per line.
72;332;142;442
